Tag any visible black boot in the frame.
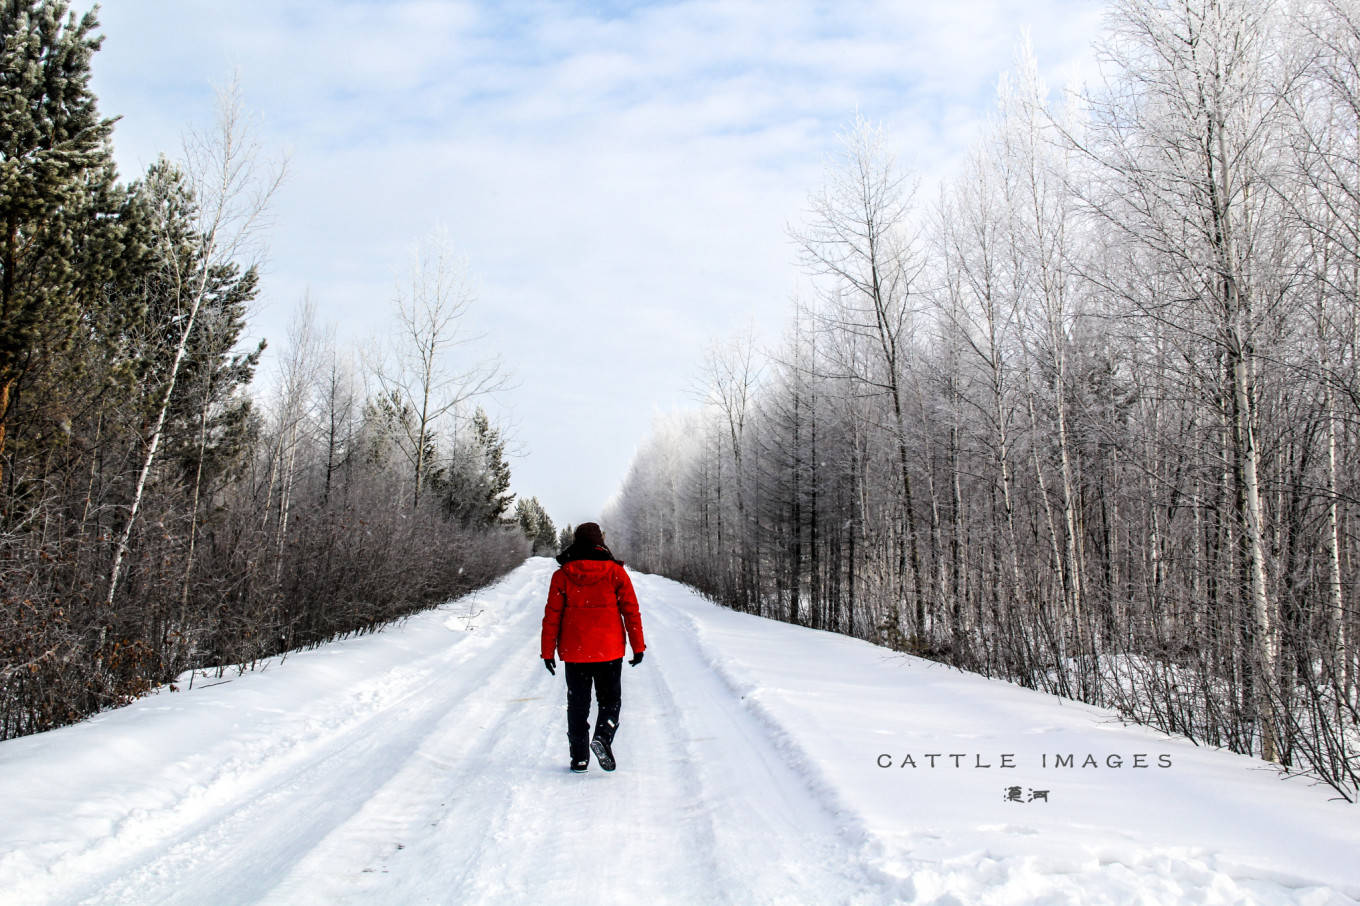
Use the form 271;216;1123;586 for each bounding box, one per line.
569;732;590;773
590;717;617;772
570;741;589;773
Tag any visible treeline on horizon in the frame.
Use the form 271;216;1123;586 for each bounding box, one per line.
608;0;1360;798
0;2;536;739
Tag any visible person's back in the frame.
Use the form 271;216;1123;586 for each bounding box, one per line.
540;523;645;772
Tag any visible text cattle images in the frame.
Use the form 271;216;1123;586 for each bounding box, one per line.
875;753;1176;769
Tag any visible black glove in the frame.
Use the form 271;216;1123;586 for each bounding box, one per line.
543;657;556;675
629;651;644;667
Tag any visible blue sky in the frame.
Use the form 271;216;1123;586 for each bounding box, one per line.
90;0;1106;529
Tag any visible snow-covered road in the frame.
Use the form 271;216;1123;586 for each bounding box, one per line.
1;558;1357;905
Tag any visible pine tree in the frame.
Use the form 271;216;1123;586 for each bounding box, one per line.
472;407;513;524
513;495;558;555
533;506;557;556
122;160;262;487
514;497;540;539
0;0;116;492
440;409;513;526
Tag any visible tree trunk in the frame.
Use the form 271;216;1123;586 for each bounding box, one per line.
0;378;11;497
1231;342;1277;762
105;290;207;616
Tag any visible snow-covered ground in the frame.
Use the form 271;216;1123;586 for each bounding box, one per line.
1;558;1357;905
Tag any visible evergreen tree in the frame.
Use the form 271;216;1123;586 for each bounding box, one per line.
441;434;487;526
533;507;557;556
123;160;262;489
513;495;557;555
0;0;117;491
472;407;513;523
441;409;513;527
514;496;540;539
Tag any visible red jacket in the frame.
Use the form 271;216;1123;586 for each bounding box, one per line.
541;558;646;663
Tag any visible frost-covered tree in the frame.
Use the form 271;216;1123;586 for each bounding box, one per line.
793;115;930;638
441;408;514;527
0;0;116;488
371;231;505;508
609;3;1360;797
514;496;558;556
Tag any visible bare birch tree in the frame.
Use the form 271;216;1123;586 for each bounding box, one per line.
371;230;506;509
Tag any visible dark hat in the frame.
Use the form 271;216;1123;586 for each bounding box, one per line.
556;521;621;566
573;522;605;548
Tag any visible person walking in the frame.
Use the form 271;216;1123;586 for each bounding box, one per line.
541;523;645;773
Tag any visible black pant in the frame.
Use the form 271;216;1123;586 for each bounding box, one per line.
564;658;622;760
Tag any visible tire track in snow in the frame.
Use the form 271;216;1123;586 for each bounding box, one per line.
258;607;562;902
638;574;919;906
432;595;732;906
264;561;891;906
54;564;550;906
296;563;733;906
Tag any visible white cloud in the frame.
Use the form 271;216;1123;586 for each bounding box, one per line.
89;0;1106;527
